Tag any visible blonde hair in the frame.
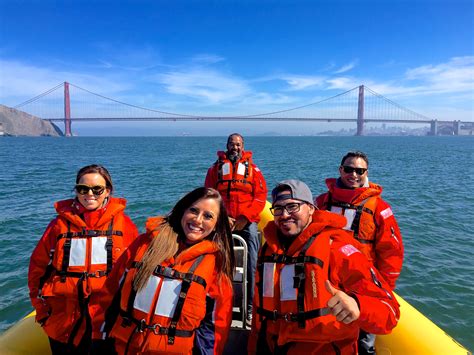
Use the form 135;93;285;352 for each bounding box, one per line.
133;221;178;291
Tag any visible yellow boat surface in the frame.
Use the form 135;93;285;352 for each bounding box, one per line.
1;202;470;354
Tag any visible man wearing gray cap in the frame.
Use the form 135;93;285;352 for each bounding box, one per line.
248;179;400;354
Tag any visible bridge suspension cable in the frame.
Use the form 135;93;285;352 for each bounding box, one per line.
14;82;64;109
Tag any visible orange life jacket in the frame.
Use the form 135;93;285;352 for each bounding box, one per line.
215;151;254;198
108;235;221;354
326;193;378;261
256;222;358;346
40;199;127;299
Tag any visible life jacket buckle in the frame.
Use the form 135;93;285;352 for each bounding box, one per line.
151;324;162;335
87;230;98;237
138;319;147;332
283;312;294;322
271;309;278;321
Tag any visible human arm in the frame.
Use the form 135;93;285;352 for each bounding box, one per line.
193;274;233;355
238;165;267;223
90;234;145;340
204;164;218;189
373;200;404;289
28;220;57;324
330;240;400;334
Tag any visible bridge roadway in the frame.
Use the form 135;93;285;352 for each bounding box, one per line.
45;117;466;124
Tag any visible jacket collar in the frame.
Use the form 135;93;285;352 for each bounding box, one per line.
325;178;382;203
54;197;126;227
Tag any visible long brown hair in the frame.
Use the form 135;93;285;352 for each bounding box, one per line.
133;187;235;291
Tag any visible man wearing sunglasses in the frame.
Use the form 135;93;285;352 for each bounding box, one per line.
315;151;404;355
248;179;399;354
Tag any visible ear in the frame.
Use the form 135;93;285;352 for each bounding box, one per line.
338;165;344;175
308;204;315;215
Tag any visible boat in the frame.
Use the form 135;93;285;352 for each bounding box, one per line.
0;202;470;354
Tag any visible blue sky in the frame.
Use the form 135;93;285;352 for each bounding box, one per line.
0;0;473;135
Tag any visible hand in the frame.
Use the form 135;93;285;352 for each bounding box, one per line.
228;217;236;230
233;215;249;231
325;280;360;324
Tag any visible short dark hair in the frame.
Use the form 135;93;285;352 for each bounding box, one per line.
340;151;369;167
227;133;244;145
76;164;113;193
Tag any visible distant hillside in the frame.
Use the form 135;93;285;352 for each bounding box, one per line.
0;105;63;137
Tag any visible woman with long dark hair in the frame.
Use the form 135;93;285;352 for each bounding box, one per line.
28;164;139;354
91;187;235;354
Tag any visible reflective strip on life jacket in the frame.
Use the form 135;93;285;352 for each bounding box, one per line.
257;234;327;328
327;194;375;242
57;218;121;280
122;255;206;345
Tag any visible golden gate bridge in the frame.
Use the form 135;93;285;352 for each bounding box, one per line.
13;82;471;136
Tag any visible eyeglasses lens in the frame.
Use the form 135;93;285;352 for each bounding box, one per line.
271;203;302;216
75;185;105;195
342;166;367;175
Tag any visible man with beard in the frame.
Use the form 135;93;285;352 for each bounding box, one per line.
315;151;404;354
205;133;267;328
248;180;400;354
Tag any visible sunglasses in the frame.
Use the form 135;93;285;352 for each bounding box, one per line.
270;202;305;216
75;184;106;195
341;166;367;175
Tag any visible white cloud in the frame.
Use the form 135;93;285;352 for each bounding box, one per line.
333;60;358;74
283;75;326;91
0;59;129;107
156;68;250;104
191;54;225;65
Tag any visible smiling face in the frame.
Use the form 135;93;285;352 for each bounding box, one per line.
181;197;220;244
273;190;315;238
76;173;110;210
226;135;244;161
339;157;369;188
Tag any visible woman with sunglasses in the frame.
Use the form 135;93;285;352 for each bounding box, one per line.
28;164;139;354
90;187;235;355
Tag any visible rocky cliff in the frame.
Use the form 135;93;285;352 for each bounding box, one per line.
0;105;63;136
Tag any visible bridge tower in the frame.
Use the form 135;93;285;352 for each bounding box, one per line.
356;85;364;136
64;82;72;137
430;120;438;136
453;120;460;135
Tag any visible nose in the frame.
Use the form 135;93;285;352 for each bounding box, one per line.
86;189;94;195
194;213;204;223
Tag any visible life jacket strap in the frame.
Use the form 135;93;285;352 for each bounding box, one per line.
106;218;114;275
256;307;331;322
152;265;207;289
259;254;324;268
295;234;317;328
60;221;73;282
167;254;205;345
120;313;195;338
57;229;123;239
327;193;375;239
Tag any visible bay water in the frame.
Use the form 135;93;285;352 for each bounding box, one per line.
0;136;473;350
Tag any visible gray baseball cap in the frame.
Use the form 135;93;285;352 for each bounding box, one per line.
271;179;314;206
